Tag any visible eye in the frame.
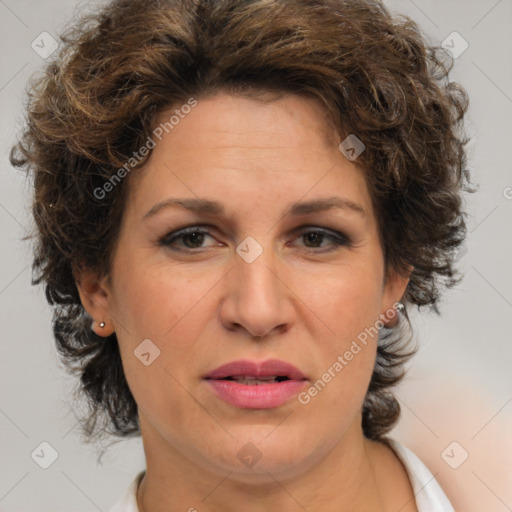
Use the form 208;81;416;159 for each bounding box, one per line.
158;226;218;250
291;227;352;252
159;225;352;253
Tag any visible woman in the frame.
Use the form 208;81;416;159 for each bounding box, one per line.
10;0;473;510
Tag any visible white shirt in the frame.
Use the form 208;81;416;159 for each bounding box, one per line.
107;439;454;511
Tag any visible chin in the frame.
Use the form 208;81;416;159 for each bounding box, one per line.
204;427;321;483
224;456;312;486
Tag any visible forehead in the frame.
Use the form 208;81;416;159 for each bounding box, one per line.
125;92;374;220
147;92;340;158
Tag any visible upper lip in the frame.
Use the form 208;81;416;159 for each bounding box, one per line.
204;359;307;380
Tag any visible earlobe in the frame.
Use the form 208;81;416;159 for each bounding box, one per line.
73;266;115;337
91;318;114;337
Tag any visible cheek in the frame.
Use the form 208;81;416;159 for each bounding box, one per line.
109;260;214;419
293;260;382;404
110;247;205;338
300;259;384;345
109;251;225;387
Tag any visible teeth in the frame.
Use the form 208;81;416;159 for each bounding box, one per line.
234;378;277;385
227;375;288;384
232;375;277;381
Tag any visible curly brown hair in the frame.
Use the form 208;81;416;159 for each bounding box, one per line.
10;0;473;445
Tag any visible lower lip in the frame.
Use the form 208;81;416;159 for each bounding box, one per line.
205;379;307;409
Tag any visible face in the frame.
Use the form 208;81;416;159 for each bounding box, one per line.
78;92;409;482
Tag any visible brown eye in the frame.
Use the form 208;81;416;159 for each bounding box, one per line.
159;227;217;250
159;225;351;253
293;227;351;251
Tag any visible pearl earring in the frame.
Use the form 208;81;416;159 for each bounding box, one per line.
99;321;105;328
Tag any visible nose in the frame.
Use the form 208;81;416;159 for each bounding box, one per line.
219;241;294;339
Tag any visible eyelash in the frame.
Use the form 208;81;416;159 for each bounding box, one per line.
158;225;352;253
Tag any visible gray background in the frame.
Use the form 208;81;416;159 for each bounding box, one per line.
1;0;511;510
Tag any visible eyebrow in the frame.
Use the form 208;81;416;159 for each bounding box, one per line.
143;196;367;219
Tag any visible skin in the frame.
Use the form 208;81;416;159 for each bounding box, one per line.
76;92;417;511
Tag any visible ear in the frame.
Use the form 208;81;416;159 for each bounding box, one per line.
380;264;413;328
73;265;115;337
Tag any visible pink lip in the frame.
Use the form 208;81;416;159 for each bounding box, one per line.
204;359;306;380
203;359;308;409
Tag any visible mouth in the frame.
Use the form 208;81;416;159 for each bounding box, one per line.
212;375;292;385
203;358;307;381
203;359;308;409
